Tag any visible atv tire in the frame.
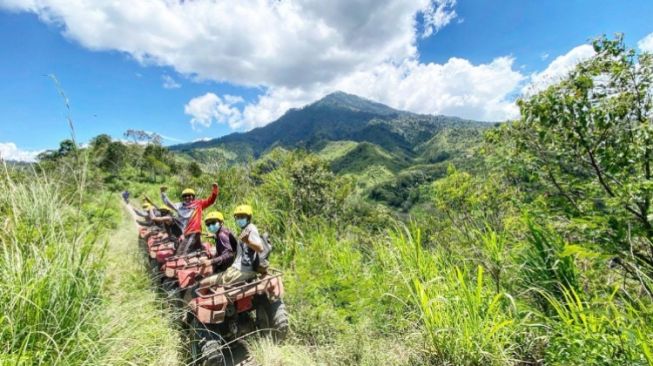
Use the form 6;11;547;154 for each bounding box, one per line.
189;317;224;366
255;296;289;341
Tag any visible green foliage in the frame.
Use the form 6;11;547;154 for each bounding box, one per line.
330;142;409;174
289;155;350;218
0;163;118;365
99;141;128;174
187;161;202;177
379;226;523;365
506;35;653;288
540;287;652;365
424;166;522;257
316;140;359;161
519;222;579;311
369;163;448;210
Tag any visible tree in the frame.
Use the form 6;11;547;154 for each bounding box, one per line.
57;139;76;157
99;141;128;174
289;155;344;218
123;129;162;145
188;161;203;178
89;134;112;151
507;35;653;291
36;139;76;162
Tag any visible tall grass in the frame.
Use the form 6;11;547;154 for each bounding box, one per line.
0;162;184;365
64;144;653;365
0;163;107;365
539;285;652;365
379;225;522;365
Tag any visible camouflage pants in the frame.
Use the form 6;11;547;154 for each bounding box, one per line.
200;266;257;287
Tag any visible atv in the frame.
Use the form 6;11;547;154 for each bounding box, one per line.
138;225;162;245
186;269;288;365
148;235;176;263
161;244;214;293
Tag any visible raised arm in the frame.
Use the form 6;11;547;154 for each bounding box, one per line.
198;183;219;209
239;226;264;253
132;205;150;218
160;186;176;210
150;215;174;225
144;196;159;210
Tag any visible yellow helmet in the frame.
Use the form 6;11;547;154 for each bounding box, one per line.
181;188;196;197
205;211;224;223
158;204;174;213
234;204;253;217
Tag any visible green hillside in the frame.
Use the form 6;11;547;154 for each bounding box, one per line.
169;92;489;159
170;92;491;210
315;140;359;162
330;142;409;174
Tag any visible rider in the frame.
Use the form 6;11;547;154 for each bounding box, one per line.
133;202;156;226
199;205;263;287
201;211;236;272
120;190;156;225
161;183;219;255
148;204;183;239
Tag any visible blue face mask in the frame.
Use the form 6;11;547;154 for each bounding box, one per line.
236;218;248;229
207;223;221;233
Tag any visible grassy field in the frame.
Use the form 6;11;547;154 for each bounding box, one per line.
97;201;181;365
0;164;183;365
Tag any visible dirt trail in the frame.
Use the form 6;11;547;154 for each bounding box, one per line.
98;199;182;365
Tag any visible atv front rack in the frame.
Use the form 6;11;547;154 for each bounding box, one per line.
191;269;284;324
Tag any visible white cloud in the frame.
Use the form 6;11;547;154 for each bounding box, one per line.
421;0;457;38
162;74;180;89
184;93;244;129
334;57;523;121
0;142;42;162
523;44;595;95
2;0;528;127
195;56;524;129
0;0;442;88
638;32;653;53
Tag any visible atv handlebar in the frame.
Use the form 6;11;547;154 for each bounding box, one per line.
168;250;204;261
182;256;210;270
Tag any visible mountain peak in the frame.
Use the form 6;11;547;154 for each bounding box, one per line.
310;91;404;116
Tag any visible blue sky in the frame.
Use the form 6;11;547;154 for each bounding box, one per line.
1;0;652;161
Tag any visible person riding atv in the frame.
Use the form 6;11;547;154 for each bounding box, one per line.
161;183;219;255
187;206;283;365
199;205;267;287
169;211;238;302
201;211;236;273
133;202;156;226
147;203;183;240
